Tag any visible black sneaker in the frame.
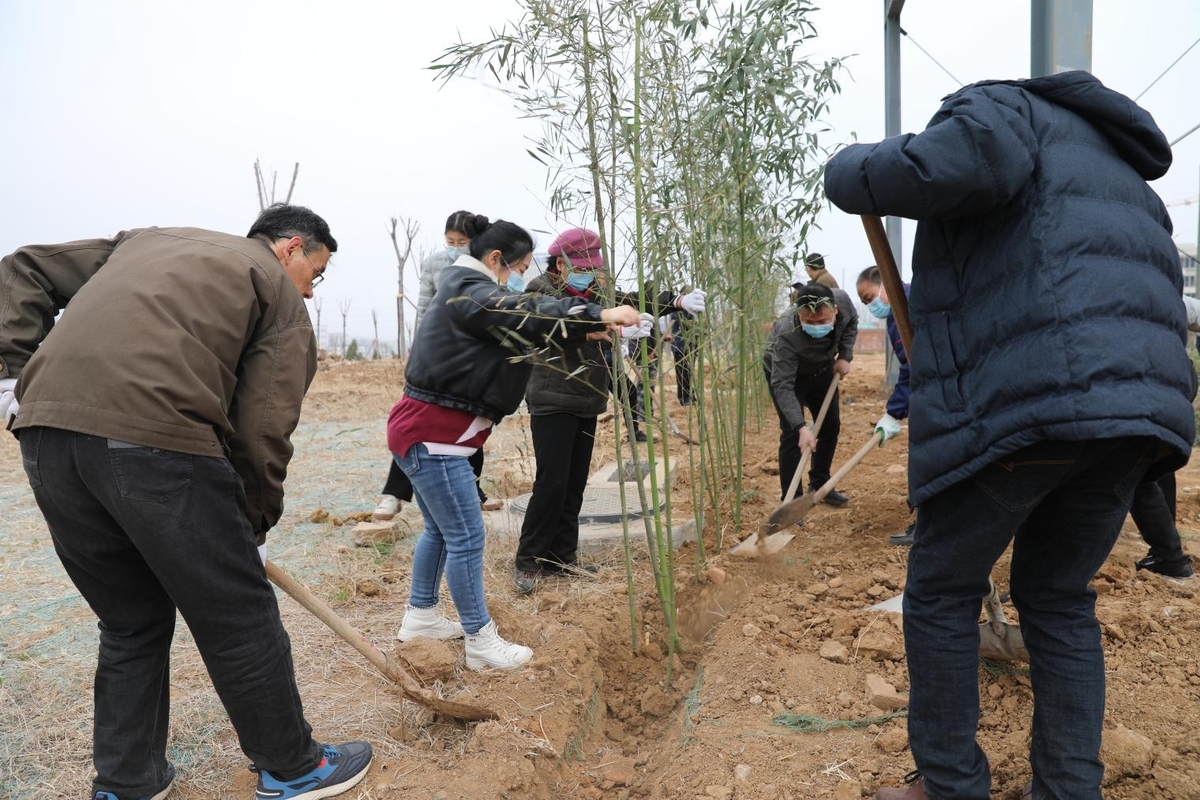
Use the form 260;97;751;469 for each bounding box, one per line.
1135;552;1195;579
93;764;175;800
253;741;372;800
633;429;648;443
888;523;916;547
513;568;538;594
821;489;849;507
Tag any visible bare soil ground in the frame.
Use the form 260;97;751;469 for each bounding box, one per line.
2;355;1198;799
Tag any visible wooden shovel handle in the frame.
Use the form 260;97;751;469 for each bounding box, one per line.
812;430;885;504
265;560;498;722
862;215;914;357
783;372;841;503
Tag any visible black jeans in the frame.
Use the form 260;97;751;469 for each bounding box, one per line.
382;448;486;503
516;413;596;572
20;427;321;797
905;437;1157;799
1130;472;1186;561
765;361;840;500
671;328;694;405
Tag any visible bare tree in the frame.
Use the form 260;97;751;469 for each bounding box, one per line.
388;216;421;357
313;297;323;351
370;309;381;359
337;298;352;358
253;159;300;211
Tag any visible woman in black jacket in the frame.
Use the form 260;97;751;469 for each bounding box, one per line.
387;220;638;670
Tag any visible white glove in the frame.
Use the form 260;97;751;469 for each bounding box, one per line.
620;313;655;341
0;378;18;430
257;544;267;565
875;413;902;443
677;288;707;315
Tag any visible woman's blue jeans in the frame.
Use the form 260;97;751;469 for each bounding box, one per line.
904;437;1158;799
393;444;490;635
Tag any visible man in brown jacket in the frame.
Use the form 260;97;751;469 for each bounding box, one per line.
803;252;840;289
0;204;373;800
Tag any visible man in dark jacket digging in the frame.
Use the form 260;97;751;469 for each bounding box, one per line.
0;205;373;800
825;71;1195;800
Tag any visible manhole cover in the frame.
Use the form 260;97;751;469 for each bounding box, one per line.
510;484;665;524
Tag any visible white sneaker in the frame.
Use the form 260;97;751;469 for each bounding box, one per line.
397;604;464;642
373;494;402;521
464;621;533;671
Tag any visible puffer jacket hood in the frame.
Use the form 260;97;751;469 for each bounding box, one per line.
967;70;1171;180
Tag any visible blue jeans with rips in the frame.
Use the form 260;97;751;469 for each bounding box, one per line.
394;444;490;635
904;437;1159;800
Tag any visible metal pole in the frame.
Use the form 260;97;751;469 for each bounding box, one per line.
883;0;905;386
1031;0;1093;77
884;0;905;275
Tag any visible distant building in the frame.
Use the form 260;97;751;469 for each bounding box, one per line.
1180;245;1198;297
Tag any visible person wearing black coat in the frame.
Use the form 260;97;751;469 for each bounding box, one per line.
826;71;1195;800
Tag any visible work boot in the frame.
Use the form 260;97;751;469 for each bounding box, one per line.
513;568;538;595
372;494;402;521
251;741;373;800
464;621;533;671
396;603;464;642
888;523;916;547
822;489;849;507
875;772;927;799
1135;551;1195;578
93;764;175;800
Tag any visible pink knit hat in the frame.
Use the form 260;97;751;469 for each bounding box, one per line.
547;227;604;270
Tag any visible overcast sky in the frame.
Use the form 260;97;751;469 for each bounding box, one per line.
2;1;1198;342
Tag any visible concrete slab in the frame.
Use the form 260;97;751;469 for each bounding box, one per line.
495;456;698;556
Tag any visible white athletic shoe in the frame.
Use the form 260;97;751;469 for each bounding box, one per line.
464;621;533;671
373;494;402;521
396;604;464;642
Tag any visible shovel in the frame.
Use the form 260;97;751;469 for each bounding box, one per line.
265;560;498;722
730;373;841;556
766;430;885;532
861;215;1028;662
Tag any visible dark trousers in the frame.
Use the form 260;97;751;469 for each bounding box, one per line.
19;427;321;797
904;437;1157;799
671;328;694;405
620;373;649;429
516;413;596;572
765;361;840;500
383;448;486;503
1130;472;1186;561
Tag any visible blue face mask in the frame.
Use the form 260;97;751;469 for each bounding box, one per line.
867;296;891;319
446;245;469;262
802;322;834;339
566;272;594;292
506;273;525;292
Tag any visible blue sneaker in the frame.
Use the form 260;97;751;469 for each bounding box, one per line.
253;741;373;800
93;762;175;800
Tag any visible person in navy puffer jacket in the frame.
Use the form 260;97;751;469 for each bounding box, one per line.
826;71;1195;800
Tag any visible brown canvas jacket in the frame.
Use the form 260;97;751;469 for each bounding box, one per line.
0;227;317;539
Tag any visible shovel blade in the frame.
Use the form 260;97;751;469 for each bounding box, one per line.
767;492;816;532
978;621;1029;662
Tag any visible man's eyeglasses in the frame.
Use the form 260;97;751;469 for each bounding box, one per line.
300;249;326;289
